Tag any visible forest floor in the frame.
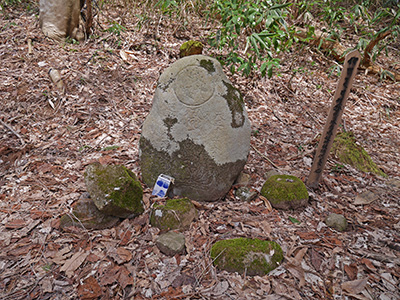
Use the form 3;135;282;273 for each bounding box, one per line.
0;3;399;300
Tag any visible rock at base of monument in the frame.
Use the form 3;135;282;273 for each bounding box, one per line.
150;198;198;232
139;55;251;202
84;163;144;218
260;175;309;210
210;238;283;276
60;193;119;230
156;231;186;256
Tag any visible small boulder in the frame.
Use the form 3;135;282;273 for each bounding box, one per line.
210;238;283;276
156;231;186;256
325;213;348;232
150;198;197;232
60;193;119;230
84;163;144;218
179;40;203;58
260;175;308;210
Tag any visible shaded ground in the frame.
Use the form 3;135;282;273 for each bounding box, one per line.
1;3;399;300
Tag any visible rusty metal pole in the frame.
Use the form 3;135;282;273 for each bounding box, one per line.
306;50;361;189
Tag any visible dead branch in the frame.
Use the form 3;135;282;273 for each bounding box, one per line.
294;26;400;81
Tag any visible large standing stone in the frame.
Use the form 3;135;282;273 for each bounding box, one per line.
39;0;81;41
139;55;251;201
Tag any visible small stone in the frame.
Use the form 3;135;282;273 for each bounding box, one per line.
84;163;144;218
325;213;348;232
210;238;283;276
234;186;258;202
156;231;186;256
150;198;197;232
60;193;119;230
179;40;203;58
260;175;308;210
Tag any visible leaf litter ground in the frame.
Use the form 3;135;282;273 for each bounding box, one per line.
0;4;399;300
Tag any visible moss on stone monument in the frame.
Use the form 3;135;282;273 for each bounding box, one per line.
331;131;386;177
260;175;308;210
199;59;216;73
210;238;283;276
221;81;245;128
139;137;246;201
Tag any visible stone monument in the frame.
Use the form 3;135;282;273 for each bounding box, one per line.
139;55;251;201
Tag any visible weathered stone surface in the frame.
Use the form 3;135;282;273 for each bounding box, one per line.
210;238;283;276
156;231;186;256
325;213;348;232
260;175;309;210
60;193;119;230
150;198;197;232
140;55;251;201
84;163;144;218
39;0;81;41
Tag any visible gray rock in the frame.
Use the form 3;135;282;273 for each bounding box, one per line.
139;55;251;201
60;193;119;230
156;231;186;256
325;213;348;232
84;163;144;218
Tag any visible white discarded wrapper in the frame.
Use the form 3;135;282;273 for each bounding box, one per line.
152;174;174;197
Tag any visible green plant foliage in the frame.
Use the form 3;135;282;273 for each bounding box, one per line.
208;0;293;77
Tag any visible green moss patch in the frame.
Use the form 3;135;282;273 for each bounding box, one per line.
331;131;386;177
150;198;197;232
210;238;283;276
260;175;308;210
222;81;245;128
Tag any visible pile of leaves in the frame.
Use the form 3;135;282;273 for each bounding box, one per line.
1;2;399;299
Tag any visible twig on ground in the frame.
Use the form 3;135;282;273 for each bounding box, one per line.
251;144;279;169
0;118;25;146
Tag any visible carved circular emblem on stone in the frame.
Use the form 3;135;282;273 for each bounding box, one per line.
173;66;214;106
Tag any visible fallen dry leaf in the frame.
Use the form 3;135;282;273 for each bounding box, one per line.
344;263;358;280
60;249;89;278
77;276;102;300
341;278;368;294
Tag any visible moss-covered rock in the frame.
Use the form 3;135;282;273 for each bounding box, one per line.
331;131;386;177
84;163;144;218
150;198;197;232
179;40;203;58
260;175;308;210
210;238;283;276
60;193;119;230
